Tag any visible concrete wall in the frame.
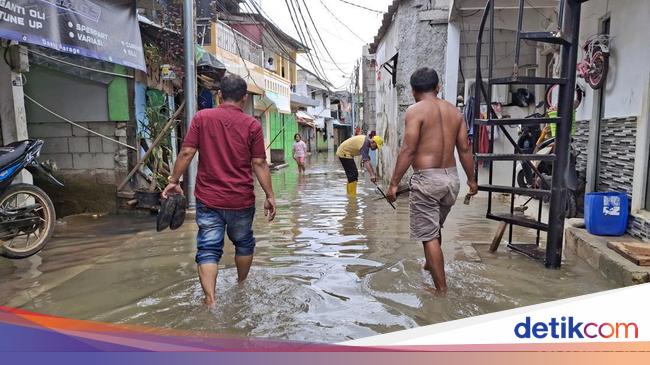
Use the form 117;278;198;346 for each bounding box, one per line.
361;45;376;134
373;0;450;185
24;66;129;216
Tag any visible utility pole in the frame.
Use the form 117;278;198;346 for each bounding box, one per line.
0;43;31;184
183;0;197;208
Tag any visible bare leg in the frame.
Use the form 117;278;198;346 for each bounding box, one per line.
424;233;441;272
198;263;218;306
235;255;254;282
423;238;447;292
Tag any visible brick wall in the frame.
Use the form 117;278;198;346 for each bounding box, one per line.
27;121;129;216
597;117;637;197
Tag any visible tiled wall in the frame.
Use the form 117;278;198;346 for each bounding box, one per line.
573;120;590;180
597;117;637;197
629;215;650;242
572;116;649;241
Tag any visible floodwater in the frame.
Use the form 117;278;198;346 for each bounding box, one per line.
0;154;617;343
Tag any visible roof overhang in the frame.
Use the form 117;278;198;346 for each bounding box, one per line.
290;93;319;108
450;0;560;21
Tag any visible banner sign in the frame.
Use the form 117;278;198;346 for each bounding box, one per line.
0;0;146;70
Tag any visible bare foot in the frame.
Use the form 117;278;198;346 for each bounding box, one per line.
204;297;216;308
424;285;448;297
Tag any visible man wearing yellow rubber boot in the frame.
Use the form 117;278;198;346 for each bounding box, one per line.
336;134;383;196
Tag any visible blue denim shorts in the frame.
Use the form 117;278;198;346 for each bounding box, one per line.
195;200;256;265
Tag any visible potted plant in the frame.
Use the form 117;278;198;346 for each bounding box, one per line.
136;102;174;209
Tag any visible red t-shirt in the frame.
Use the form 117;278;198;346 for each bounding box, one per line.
182;103;266;209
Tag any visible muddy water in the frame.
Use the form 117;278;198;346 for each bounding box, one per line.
0;154;616;342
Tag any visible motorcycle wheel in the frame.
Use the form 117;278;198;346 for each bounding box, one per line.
0;184;56;259
517;170;530;188
588;51;609;90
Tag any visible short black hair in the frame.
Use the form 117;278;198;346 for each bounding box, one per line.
220;74;248;101
410;67;439;93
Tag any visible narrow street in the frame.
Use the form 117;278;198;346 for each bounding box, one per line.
0;155;616;343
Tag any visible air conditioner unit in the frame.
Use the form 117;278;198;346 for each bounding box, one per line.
464;79;510;104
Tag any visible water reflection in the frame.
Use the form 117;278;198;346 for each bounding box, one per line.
0;153;617;342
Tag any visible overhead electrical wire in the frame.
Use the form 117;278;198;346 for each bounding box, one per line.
330;0;384;14
298;0;347;75
317;0;365;43
283;0;330;81
213;1;265;91
216;0;319;87
242;0;336;89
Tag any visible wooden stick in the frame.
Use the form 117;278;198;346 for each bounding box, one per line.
117;101;186;192
489;222;508;253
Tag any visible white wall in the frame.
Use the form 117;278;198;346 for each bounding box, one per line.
576;0;650;121
306;89;330;128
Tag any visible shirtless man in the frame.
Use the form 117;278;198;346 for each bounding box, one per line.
386;67;478;293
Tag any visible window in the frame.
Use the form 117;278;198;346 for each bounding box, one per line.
311;91;316;100
322;94;327;106
197;24;211;45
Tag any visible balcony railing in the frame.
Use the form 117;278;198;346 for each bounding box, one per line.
217;21;263;66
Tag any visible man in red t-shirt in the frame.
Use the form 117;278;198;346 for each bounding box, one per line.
162;75;276;306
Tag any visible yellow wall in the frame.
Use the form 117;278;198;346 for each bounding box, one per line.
208;20;299;88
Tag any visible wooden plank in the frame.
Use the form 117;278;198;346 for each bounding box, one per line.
607;241;650;266
489;222;508;253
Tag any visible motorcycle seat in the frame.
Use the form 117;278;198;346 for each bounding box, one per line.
0;140;30;168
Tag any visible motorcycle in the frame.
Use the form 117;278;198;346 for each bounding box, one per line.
515;135;579;218
0;139;63;259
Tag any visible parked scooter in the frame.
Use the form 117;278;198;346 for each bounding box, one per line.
0;139;62;259
515;135;579;218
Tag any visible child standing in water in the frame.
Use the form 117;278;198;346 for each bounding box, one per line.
292;133;307;173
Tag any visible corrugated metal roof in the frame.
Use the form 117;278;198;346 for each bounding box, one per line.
368;0;402;54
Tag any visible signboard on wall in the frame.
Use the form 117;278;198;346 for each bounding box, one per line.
0;0;145;70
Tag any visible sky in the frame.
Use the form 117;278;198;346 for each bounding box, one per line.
255;0;394;90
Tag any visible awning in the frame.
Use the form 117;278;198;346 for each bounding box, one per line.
332;119;352;128
196;45;227;71
296;111;316;128
254;94;276;111
296;111;315;121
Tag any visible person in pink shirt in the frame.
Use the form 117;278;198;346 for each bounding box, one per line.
292;133;307;173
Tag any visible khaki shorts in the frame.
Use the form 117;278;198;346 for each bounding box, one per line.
409;168;460;242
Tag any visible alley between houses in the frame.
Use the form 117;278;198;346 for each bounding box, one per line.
0;155;616;342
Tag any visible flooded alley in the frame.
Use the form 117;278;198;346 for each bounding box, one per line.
0;155;617;343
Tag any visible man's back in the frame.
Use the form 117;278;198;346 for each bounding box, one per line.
411;98;463;170
182;103;266;209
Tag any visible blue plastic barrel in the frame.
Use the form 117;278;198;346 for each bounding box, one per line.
584;192;629;236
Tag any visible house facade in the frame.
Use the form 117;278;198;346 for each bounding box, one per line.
295;69;332;152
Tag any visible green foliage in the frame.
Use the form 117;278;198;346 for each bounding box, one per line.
139;102;173;192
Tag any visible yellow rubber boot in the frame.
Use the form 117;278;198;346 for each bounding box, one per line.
346;181;358;197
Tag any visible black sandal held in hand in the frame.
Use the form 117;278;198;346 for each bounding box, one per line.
156;196;177;232
169;195;187;230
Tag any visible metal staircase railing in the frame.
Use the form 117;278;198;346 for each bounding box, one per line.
472;0;585;268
